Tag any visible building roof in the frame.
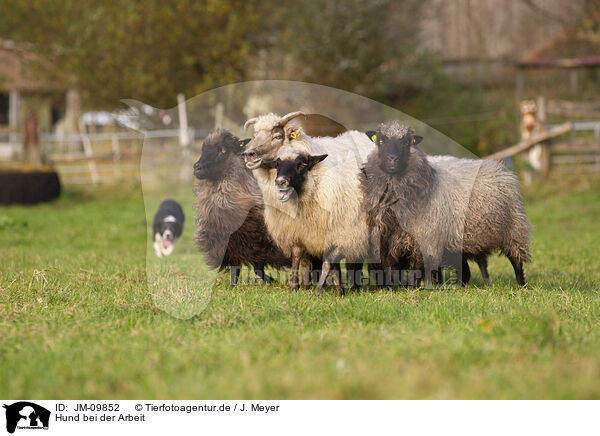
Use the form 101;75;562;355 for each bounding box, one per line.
517;8;600;69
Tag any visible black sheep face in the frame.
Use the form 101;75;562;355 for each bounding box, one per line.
260;153;327;202
367;125;422;175
194;130;249;180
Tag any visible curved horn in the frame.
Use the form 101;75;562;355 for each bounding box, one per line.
244;117;258;130
278;111;306;126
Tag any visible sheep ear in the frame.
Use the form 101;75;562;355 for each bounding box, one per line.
236;138;251;154
260;160;278;169
366;131;377;143
412;136;423;145
308;154;328;169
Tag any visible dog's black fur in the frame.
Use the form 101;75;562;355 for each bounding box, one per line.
153;199;184;257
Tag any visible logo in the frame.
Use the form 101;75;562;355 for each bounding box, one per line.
3;402;50;434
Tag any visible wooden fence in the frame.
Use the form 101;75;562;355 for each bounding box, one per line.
547;120;600;174
486;97;600;177
42;129;200;185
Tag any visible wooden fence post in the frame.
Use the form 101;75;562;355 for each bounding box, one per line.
78;118;99;184
536;96;551;178
111;134;121;178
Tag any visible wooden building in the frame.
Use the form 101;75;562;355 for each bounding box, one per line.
0;39;80;161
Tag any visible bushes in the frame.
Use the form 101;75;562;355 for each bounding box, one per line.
0;169;61;205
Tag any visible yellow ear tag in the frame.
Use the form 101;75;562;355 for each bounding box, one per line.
412;138;416;144
371;135;376;142
290;131;298;139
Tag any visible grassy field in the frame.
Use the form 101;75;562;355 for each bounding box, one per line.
1;176;600;399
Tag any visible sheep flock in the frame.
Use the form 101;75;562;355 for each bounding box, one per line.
192;111;531;294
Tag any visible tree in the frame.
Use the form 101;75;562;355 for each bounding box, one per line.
0;0;272;108
0;0;429;109
249;0;425;102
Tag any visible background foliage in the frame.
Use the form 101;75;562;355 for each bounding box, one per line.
2;0;600;153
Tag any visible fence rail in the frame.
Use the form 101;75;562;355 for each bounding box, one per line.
1;127;211;185
42;129;196;185
546;121;600;174
484;122;572;160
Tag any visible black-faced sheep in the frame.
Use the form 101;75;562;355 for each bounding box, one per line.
193;129;291;285
243;111;375;288
362;121;531;286
259;147;371;295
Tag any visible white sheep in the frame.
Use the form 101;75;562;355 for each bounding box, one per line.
243;111;376;289
256;145;371;295
242;111;374;169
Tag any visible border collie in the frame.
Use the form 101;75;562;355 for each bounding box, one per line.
153;199;184;257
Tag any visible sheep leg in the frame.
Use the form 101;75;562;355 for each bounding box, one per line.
476;255;490;284
423;254;443;288
315;252;343;296
290;245;304;291
378;249;401;288
315;260;332;296
508;255;526;286
437;266;444;284
331;263;344;297
411;256;425;287
383;264;396;288
253;264;274;284
368;263;384;287
346;262;363;290
301;257;312;289
311;259;342;287
384;259;405;287
459;257;471;286
397;257;411;287
331;263;342;284
383;266;395;288
311;257;323;284
422;256;435;288
230;266;241;287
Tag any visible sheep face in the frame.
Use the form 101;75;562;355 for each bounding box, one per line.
260;153;328;202
243;125;285;169
243;112;348;170
194;129;249;181
367;122;422;175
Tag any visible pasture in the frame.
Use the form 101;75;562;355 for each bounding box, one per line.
1;176;599;399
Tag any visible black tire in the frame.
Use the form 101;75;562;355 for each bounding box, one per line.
0;169;61;205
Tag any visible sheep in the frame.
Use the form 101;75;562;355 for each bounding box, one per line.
193;128;291;285
242;111;374;170
242;111;347;169
258;146;371;295
362;121;531;286
243;111;376;287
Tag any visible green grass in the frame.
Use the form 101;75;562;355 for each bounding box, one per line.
1;177;599;399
